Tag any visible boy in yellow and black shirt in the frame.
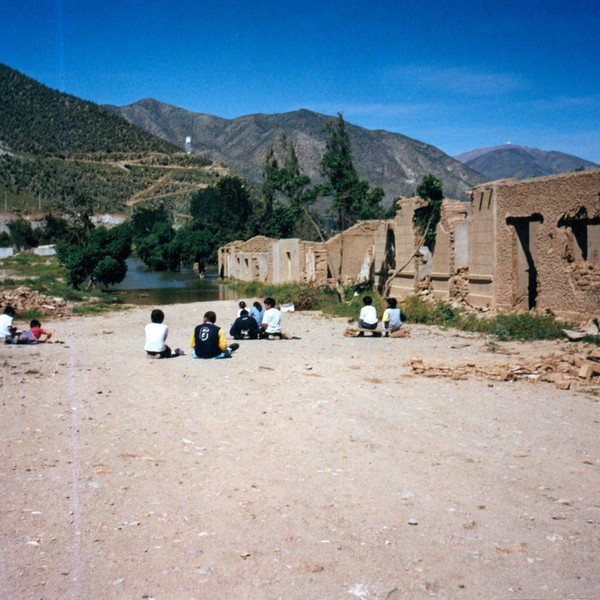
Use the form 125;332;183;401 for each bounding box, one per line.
190;311;239;359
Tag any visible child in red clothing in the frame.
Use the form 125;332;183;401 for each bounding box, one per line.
18;319;52;343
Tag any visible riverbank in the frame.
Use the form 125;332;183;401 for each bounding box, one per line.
1;301;599;599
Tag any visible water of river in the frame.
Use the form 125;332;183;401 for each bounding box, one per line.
103;258;240;306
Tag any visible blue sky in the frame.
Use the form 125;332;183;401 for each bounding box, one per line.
2;0;599;162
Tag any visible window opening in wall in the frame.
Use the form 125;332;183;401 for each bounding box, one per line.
507;214;544;310
286;251;292;279
558;210;599;263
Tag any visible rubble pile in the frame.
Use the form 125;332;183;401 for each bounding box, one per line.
0;286;71;317
408;348;600;390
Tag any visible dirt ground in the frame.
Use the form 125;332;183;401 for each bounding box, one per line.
1;300;599;600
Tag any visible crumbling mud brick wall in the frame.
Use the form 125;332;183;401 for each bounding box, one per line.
324;220;391;287
386;198;425;298
386;197;468;301
428;200;469;300
474;169;600;318
218;170;599;319
272;238;310;284
466;187;495;307
218;236;328;285
218;236;275;282
302;241;328;284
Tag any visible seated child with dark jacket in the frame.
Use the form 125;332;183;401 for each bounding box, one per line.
191;311;239;359
229;309;260;340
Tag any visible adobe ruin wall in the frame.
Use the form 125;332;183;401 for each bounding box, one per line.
218;169;599;319
478;170;599;318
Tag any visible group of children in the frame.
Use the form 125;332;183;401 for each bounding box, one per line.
0;306;52;344
358;296;403;336
144;297;286;360
2;294;402;354
229;298;284;340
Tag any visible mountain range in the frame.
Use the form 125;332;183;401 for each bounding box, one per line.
106;99;487;202
454;144;598;180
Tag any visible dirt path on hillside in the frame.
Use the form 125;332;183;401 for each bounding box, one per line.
1;301;598;599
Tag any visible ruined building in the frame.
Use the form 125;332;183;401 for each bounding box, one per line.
219;170;600;318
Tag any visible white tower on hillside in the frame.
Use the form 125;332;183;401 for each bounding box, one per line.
185;136;192;154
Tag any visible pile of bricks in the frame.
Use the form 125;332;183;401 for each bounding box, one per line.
578;348;600;380
0;286;70;317
408;349;600;390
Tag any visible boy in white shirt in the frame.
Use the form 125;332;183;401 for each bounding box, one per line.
358;296;378;331
145;309;183;358
260;297;283;339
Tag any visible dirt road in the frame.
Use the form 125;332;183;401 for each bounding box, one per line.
1;301;598;599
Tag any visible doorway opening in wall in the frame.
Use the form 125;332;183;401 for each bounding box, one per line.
506;214;544;310
378;227;396;294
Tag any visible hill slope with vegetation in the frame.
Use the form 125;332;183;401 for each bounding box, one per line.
0;64;219;215
0;64;179;156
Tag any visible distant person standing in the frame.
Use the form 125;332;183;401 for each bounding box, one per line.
260;297;283;339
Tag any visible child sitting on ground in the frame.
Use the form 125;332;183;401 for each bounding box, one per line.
144;308;183;359
0;306;18;343
17;319;53;344
191;311;239;358
382;297;403;336
358;296;379;330
259;297;284;339
230;309;260;340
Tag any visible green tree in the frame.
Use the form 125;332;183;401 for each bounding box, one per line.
188;175;255;262
37;213;78;245
7;219;38;250
260;136;321;240
190;176;253;236
131;205;172;242
56;223;132;288
414;173;444;248
135;221;180;271
320;113;385;232
175;228;216;265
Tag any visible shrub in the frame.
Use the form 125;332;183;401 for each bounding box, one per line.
492;312;567;341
